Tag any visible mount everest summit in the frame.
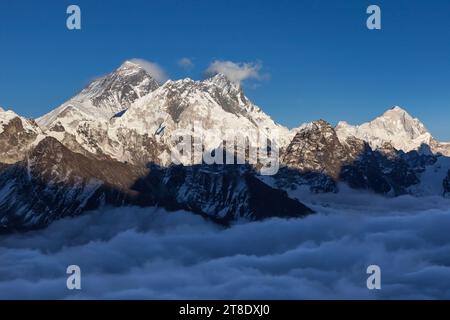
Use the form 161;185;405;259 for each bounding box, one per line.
1;60;450;232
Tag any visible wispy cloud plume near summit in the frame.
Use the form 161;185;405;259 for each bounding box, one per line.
130;58;168;83
177;57;194;70
205;60;264;85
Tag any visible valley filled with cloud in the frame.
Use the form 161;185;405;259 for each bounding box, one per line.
1;191;449;299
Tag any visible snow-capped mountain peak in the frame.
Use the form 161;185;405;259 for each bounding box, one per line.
0;108;20;129
336;106;433;152
205;73;240;90
37;61;160;128
0;108;39;135
381;105;428;133
0;107;44;164
387;105;408;113
116;60;144;73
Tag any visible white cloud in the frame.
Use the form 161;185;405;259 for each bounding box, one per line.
130;59;168;83
1;193;450;299
205;60;264;85
177;57;194;70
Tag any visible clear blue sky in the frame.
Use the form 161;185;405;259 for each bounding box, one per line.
1;0;450;140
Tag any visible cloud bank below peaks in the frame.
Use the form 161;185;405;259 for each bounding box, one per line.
1;194;450;299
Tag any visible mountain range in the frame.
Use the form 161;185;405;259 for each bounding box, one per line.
1;60;450;232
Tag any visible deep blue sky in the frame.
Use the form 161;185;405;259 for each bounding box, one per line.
1;0;450;139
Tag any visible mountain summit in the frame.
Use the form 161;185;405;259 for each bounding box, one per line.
335;106;436;153
37;61;160;128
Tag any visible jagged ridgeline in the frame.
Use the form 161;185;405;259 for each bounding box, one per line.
1;61;449;232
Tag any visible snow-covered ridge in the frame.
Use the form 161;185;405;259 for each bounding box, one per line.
113;73;291;143
7;61;450;166
34;63;293;165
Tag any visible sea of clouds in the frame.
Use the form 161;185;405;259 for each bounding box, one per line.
0;189;450;299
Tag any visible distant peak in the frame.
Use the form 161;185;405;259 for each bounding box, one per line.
209;73;232;84
391;105;405;111
206;73;240;90
314;119;333;128
124;60;140;67
301;119;333;131
383;106;410;116
211;73;229;81
0;107;16;116
335;120;350;128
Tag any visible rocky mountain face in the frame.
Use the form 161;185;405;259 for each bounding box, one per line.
444;171;450;197
1;61;449;232
0;137;148;232
339;144;421;196
0;138;313;233
0;108;42;164
133;164;313;224
281;118;445;196
282;120;365;179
